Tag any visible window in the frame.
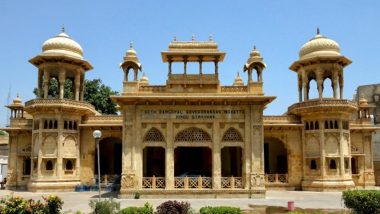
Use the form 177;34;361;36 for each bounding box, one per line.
46;160;53;171
73;122;77;130
64;121;68;129
23;158;31;175
334;121;338;129
310;159;317;170
324;121;329;129
222;128;243;142
329;159;337;170
305;122;309;130
315;121;319;129
65;160;73;170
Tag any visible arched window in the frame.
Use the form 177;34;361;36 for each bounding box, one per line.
310;122;314;130
53;120;58;129
305;122;309;130
334;121;338;129
44;120;48;129
64;121;68;129
175;127;211;142
310;159;317;170
315;121;319;130
143;127;165;142
73;122;77;130
324;121;329;129
68;121;72;130
65;160;73;170
23;158;31;175
329;159;337;169
222;128;243;142
46;160;53;170
329;121;334;129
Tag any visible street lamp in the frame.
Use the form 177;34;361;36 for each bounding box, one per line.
93;129;102;201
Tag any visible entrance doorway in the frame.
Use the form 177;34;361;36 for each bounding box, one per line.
264;137;288;174
174;147;212;177
221;147;242;177
143;147;165;177
95;137;122;176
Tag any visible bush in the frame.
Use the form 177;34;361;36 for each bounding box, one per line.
199;206;241;214
118;202;153;214
342;190;380;214
155;200;191;214
0;195;63;214
89;198;120;214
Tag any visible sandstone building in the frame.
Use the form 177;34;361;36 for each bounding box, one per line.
2;29;378;197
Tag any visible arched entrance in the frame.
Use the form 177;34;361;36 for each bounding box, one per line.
264;137;288;184
174;147;212;177
95;137;122;181
221;147;242;177
143;147;165;177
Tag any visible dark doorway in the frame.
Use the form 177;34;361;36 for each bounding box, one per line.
95;137;122;175
143;147;165;177
221;147;242;177
264;137;288;174
174;147;212;176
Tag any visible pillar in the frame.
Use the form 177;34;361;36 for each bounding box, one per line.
320;127;326;178
43;69;50;99
301;68;308;101
74;72;80;101
58;70;66;99
339;72;344;99
80;74;85;101
248;69;253;82
212;122;221;189
297;71;302;102
332;69;338;99
133;68;138;81
198;57;203;74
165;122;174;189
184;58;188;75
339;121;344;176
316;69;323;100
38;69;43;98
168;61;172;76
214;60;219;77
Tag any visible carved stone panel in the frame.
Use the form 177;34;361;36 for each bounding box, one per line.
42;135;57;156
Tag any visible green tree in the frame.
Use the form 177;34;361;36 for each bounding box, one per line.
33;78;118;114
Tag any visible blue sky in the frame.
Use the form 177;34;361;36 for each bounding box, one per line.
1;1;380;126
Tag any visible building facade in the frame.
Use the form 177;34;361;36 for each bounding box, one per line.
2;29;378;197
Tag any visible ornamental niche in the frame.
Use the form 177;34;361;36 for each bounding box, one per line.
175;127;211;142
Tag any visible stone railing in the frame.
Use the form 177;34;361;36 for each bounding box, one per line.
221;86;248;93
98;174;118;184
288;99;357;113
174;177;212;189
169;74;216;81
265;174;288;184
25;99;95;111
142;176;165;189
139;85;167;92
263;115;300;124
85;115;122;121
221;177;244;188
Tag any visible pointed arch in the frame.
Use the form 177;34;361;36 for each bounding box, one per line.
175;127;211;142
222;127;243;142
143;127;165;142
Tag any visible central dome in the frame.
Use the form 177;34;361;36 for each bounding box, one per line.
42;30;84;59
299;31;340;59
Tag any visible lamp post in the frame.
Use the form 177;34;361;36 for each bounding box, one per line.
93;130;102;201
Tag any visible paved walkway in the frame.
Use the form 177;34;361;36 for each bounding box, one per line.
0;189;371;213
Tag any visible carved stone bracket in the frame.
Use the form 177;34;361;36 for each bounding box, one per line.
250;173;265;188
121;174;137;189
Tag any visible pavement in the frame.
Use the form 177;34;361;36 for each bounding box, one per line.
0;189;372;213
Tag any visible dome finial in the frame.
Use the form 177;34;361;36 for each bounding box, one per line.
61;25;65;33
173;36;177;41
317;27;320;35
192;34;195;41
209;34;213;41
129;42;133;49
237;71;240;77
253;45;256;50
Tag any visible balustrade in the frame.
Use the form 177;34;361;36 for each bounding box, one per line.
265;174;288;184
221;177;243;188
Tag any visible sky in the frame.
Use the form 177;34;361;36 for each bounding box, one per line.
1;0;380;127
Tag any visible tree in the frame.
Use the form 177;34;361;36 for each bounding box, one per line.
33;78;119;114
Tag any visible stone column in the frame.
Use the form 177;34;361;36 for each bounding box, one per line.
339;72;344;99
214;60;219;78
58;70;66;99
339;121;344;176
168;60;172;76
57;119;63;179
298;71;302;102
301;68;308;101
80;74;85;101
332;69;338;99
212;121;221;189
248;69;253;82
133;68;138;81
38;69;43;98
184;57;188;75
43;69;50;99
165;122;174;189
74;72;80;101
320;128;326;178
198;57;203;74
6;133;18;188
316;68;323;100
250;105;265;190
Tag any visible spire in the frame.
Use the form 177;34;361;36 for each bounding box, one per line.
173;36;177;41
253;45;256;50
317;27;320;35
237;71;240;77
191;34;195;41
129;42;133;49
61;25;65;33
209;34;213;41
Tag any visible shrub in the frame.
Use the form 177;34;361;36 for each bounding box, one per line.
43;195;64;214
134;192;140;199
118;202;153;214
199;206;241;214
155;200;191;214
342;189;380;214
89;198;120;214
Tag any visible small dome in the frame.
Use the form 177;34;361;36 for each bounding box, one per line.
359;96;369;106
13;94;22;105
122;43;140;64
299;29;340;59
42;29;84;59
139;73;149;85
233;72;244;86
250;46;261;57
